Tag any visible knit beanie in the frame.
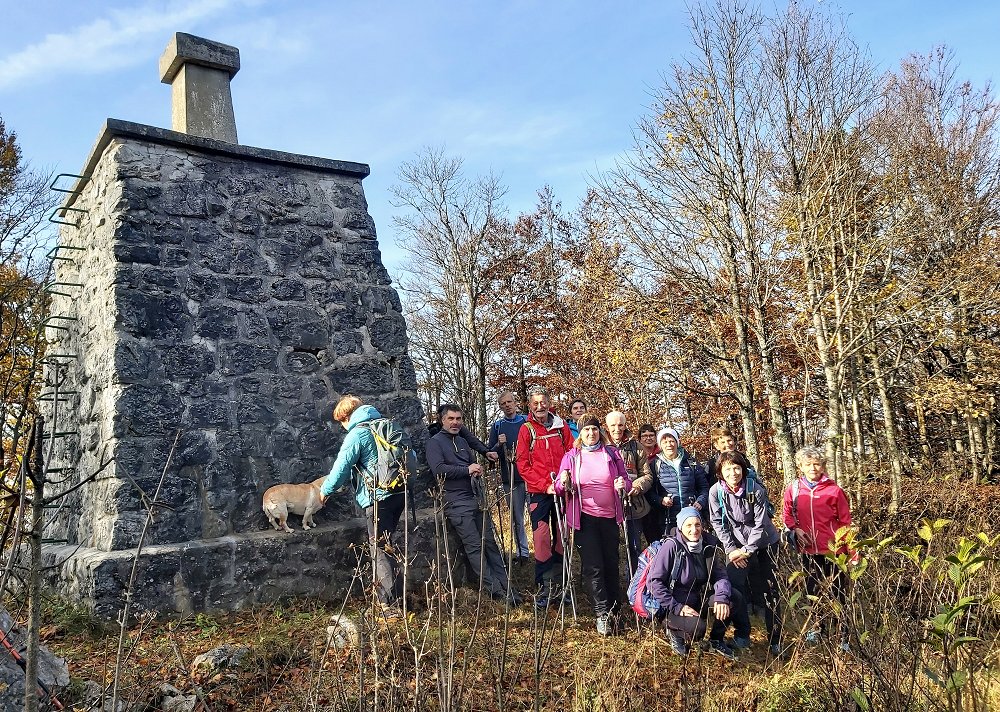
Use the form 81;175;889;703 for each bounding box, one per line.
657;427;680;447
676;506;702;528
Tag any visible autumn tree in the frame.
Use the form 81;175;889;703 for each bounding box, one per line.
393;149;557;434
598;0;799;478
876;49;1000;484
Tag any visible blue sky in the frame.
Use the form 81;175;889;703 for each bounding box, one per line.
1;1;997;272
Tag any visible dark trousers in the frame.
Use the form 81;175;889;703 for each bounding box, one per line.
577;513;623;617
364;492;406;607
664;587;745;643
641;508;667;546
802;553;848;641
444;495;511;596
726;543;781;645
529;493;563;587
625;517;645;572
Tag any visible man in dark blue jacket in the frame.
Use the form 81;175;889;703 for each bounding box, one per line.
426;404;520;605
487;391;530;560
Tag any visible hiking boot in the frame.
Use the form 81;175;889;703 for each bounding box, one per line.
535;584;563;609
667;630;689;656
596;614;611;637
708;640;737;660
733;637;752;649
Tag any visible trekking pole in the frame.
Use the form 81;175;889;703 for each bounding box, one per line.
620;490;641;632
507;444;525;558
549;475;568;627
472;475;506;566
550;472;577;624
488;461;508;562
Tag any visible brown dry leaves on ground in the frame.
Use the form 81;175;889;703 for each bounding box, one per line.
39;482;1000;711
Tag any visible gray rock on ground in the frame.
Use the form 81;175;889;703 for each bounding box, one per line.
159;683;199;712
0;605;69;712
190;643;250;674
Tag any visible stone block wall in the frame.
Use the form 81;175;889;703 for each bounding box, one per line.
44;121;423;559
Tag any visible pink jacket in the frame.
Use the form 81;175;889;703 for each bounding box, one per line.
554;446;631;528
782;476;852;555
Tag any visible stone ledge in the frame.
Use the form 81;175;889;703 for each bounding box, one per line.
41;508;440;620
61;118;370;210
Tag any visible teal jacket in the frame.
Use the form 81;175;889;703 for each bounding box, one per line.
320;404;386;509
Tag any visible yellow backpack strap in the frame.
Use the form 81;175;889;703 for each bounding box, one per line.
371;430;392;450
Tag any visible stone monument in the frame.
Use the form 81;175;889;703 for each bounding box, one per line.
41;33;425;618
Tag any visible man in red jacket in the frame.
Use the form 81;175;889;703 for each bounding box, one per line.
516;387;574;603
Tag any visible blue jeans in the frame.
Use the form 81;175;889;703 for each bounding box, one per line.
503;481;530;557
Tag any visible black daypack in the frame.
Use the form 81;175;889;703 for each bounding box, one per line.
356;418;415;493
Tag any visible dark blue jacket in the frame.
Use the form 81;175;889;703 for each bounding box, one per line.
647;452;709;520
488;415;526;486
425;426;490;498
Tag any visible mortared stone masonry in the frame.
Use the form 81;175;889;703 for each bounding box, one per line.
40;34;431;619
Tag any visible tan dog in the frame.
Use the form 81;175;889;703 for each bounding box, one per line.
263;477;327;533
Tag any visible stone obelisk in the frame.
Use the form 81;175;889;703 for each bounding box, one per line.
41;33;425;618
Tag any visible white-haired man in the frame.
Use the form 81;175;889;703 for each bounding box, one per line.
605;411;654;563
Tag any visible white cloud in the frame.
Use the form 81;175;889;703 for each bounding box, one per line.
0;0;245;90
462;114;569;151
427;99;574;157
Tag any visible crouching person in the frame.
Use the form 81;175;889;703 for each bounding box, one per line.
320;395;405;619
647;507;740;659
426;403;521;606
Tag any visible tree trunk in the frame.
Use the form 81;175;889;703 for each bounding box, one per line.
747;295;796;483
738;402;761;471
915;397;931;461
719;241;768;475
24;418;43;712
871;348;905;513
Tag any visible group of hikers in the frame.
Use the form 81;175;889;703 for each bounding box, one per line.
318;388;853;659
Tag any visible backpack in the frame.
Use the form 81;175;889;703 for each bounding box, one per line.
628;539;665;619
629;538;699;619
748;467;777;518
522;418;568;452
356;418;415;493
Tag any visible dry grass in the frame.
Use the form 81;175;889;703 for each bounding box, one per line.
32;482;1000;711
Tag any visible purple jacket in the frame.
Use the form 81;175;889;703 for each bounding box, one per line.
554;446;631;528
708;480;779;555
647;532;731;616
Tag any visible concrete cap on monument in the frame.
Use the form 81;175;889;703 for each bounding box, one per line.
159;32;241;143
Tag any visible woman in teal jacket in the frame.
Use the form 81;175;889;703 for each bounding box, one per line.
320;396;405;616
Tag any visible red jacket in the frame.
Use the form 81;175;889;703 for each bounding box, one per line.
782;476;852;555
516;413;574;494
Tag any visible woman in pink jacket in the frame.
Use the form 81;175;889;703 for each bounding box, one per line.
782;445;852;649
555;414;630;635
